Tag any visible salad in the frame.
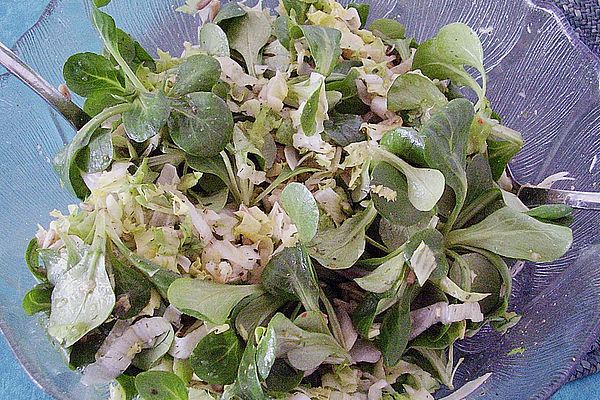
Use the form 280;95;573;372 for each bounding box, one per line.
22;0;575;399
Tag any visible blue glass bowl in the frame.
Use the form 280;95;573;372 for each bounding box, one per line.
0;0;599;399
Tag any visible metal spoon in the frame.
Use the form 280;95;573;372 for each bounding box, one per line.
0;41;89;130
506;165;600;210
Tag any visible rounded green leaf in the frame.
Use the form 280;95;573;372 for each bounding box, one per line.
172;54;222;96
280;182;319;243
169;92;234;158
123;91;171;143
190;329;243;385
135;371;188;400
63;52;125;97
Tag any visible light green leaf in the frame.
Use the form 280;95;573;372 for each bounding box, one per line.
22;283;52;316
355;251;405;293
376;148;445;212
268;313;350;371
280;182;319;243
413;23;486;105
76;128;113;173
169;92;234;158
47;212;115;347
256;325;277;380
190;329;243;385
309;203;377;269
410;241;437;286
223;8;272;77
168;278;264;324
369;18;406;39
487;123;524;180
135;371;188;400
436;276;489;303
63;52;125;97
371;162;432;226
198;23;230;57
91;8;145;92
123;91;170;142
421;98;475;230
172;54;222;96
403;228;448;283
447;206;573;262
300;25;342;76
387;72;447;112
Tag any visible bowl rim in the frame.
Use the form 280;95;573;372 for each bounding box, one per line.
0;1;599;399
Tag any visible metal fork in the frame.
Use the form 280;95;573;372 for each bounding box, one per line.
0;41;89;130
507;165;600;210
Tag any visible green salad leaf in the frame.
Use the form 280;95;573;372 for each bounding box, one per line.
413;23;486;106
172;54;222;96
22;283;52;316
199;23;230;57
421;98;475;231
190;329;243;385
169;92;234;158
63;52;125;97
300;25;342;76
447;206;573;262
135;371;188;400
168;278;264;324
280;183;319;243
123;91;170;142
387;72;447;112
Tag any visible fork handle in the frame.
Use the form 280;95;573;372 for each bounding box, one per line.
518;186;600;211
0;41;89;130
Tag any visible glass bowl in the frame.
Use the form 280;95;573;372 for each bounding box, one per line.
0;0;599;399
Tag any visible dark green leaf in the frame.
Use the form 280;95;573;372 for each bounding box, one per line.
380;127;426;166
75;127;113;173
256;325;277;380
135;371;188;400
123;91;170;142
273;16;292;49
169;92;234;158
91;8;145;91
309;203;377;269
261;246;320;312
526;204;573;220
403;228;448;283
487;140;520;180
186;154;232;189
112;238;179;299
412;23;486;104
387;72;447;112
172;54;222;96
190;329;243;385
112;257;152;319
325;68;369;115
168;278;264;324
83;92;124;117
63;52;125;97
300;25;342;76
280;183;319;243
93;0;111;7
222;9;271;77
116;29;156;71
115;375;138;400
422;98;475;231
282;0;310;23
410;320;465;350
198;23;230;57
379;297;411;366
236;338;266;400
447;206;573;262
353;292;381;338
372;162;432;226
369;18;406;39
69;327;108;369
465;154;495;205
235;294;286;341
25;238;47;282
323;112;365;147
214;2;247;25
265;359;303;392
22;283;52;316
348;3;370;28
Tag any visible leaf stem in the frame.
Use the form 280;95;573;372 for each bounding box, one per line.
78;102;133;136
220;151;242;204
